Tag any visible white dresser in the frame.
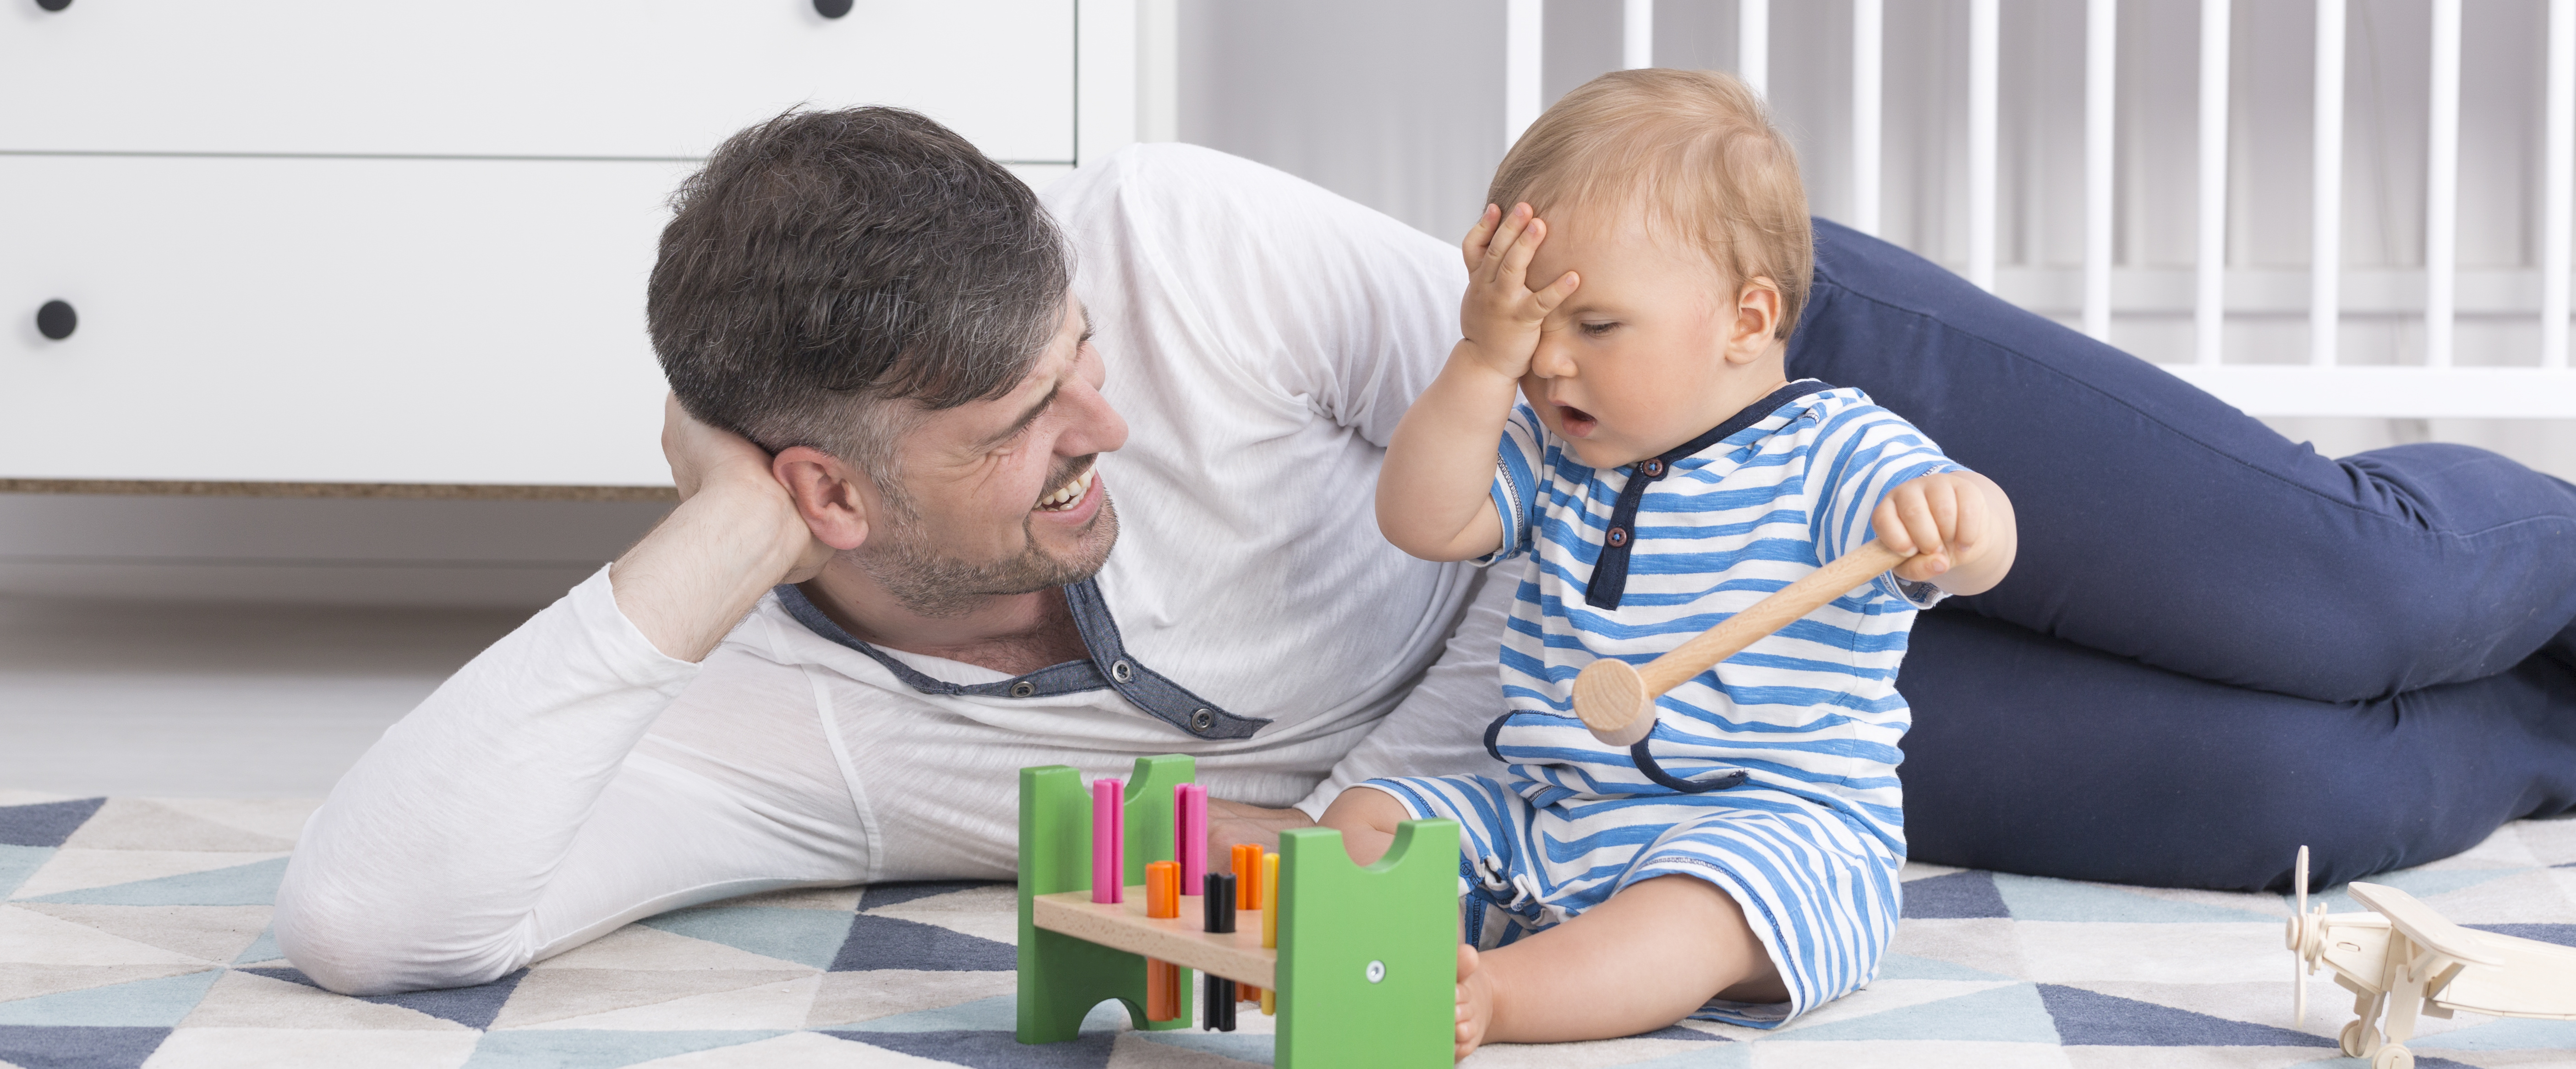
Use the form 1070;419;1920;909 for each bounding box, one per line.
0;0;1139;488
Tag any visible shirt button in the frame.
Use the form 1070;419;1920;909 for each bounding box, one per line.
1010;681;1036;698
1111;660;1134;683
1606;527;1629;548
1641;460;1665;477
1191;708;1214;731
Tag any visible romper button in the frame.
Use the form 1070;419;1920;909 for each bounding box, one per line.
1191;708;1214;730
1010;681;1036;698
1641;460;1664;476
1111;660;1134;683
1606;527;1628;548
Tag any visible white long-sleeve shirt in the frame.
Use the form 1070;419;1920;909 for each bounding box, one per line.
273;144;1514;995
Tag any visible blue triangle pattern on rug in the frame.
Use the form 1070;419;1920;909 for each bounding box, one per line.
1995;873;2277;923
246;966;527;1029
232;926;280;965
1127;1029;1275;1064
1632;1023;1731;1042
1876;953;2013;981
639;905;856;970
25;857;289;907
839;995;1125;1035
1900;870;2010;919
2308;868;2520;914
0;798;106;849
828;911;1016;972
860;879;1010;911
460;1029;785;1069
1612;1044;1756;1069
2408;1013;2576;1051
1;844;53;898
1773;983;2061;1043
2035;984;2337;1047
0;1025;169;1069
2467;922;2576;948
0;970;222;1028
828;1028;1117;1069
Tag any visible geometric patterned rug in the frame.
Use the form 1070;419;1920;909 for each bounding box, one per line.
5;791;2574;1068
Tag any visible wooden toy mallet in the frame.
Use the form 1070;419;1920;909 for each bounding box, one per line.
1571;541;1914;746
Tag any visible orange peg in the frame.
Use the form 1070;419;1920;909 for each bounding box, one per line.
1146;958;1180;1021
1232;843;1261;910
1146;860;1179;920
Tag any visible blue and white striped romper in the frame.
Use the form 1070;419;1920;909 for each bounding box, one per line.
1365;380;1961;1028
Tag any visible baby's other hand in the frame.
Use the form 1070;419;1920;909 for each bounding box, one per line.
1873;471;1990;584
1457;202;1580;380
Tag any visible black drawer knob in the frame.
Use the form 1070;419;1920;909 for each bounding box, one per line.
36;300;76;340
36;0;74;11
813;0;851;18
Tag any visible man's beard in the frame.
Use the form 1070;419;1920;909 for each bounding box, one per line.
853;466;1120;619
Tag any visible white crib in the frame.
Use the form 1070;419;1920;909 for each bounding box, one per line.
1495;0;2576;420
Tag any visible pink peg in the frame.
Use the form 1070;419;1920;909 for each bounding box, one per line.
1092;778;1124;904
1175;782;1207;891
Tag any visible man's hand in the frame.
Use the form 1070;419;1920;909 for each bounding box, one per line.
1456;202;1580;380
1205;799;1316;859
657;396;836;584
1871;470;2017;597
611;397;838;661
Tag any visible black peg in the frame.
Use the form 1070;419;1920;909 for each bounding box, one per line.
812;0;851;17
36;0;73;11
1202;873;1235;933
35;300;75;341
1203;971;1236;1031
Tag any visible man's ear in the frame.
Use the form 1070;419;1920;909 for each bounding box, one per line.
773;447;873;552
1725;277;1784;365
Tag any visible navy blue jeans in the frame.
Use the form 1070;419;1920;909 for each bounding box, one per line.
1788;219;2576;891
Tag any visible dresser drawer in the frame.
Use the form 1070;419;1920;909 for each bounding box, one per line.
0;0;1073;162
1;154;688;485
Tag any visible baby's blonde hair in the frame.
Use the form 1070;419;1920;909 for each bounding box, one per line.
1489;69;1811;340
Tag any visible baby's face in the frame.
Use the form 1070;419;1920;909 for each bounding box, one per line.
1519;208;1781;470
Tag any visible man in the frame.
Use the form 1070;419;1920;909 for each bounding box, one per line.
272;109;1512;995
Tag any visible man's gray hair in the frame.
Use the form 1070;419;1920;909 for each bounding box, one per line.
647;107;1071;496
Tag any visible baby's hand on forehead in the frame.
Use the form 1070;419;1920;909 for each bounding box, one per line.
1457;202;1581;380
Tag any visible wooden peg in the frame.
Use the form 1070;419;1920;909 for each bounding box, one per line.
1090;778;1124;904
1571;541;1913;746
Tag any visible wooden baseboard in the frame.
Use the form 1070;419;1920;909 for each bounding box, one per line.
0;479;677;502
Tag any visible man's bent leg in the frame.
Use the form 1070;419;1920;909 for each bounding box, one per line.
1898;609;2576;890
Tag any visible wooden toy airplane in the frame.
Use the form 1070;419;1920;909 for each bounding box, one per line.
2284;845;2576;1069
1573;541;1911;744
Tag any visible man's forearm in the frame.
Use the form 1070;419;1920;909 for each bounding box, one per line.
613;479;813;662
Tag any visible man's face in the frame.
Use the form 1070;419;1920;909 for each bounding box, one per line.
853;294;1130;617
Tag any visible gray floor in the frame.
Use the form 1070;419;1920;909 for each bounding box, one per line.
0;596;527;798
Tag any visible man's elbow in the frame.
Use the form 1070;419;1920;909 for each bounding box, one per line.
271;875;526;996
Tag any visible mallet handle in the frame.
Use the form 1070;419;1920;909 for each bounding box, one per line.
1634;541;1912;699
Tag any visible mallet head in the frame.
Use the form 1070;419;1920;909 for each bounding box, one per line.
1571;659;1655;747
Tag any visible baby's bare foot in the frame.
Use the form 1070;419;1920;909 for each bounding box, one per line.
1454;943;1494;1061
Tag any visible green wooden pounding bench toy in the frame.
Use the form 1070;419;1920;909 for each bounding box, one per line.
1016;756;1458;1065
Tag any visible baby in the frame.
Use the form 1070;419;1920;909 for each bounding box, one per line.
1320;70;2018;1057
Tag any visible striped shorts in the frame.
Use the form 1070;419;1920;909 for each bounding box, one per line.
1360;774;1903;1028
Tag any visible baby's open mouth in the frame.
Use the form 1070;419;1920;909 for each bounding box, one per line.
1556;404;1599;437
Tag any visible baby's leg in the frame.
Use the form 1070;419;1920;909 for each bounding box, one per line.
1455;875;1784;1055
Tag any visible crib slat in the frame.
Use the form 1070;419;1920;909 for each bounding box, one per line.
1968;0;1999;292
2425;0;2461;368
1623;0;1653;70
2311;0;2345;367
1506;0;1542;148
2196;0;2230;366
1852;0;1882;237
1739;0;1769;95
2084;0;2117;342
2547;0;2573;370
